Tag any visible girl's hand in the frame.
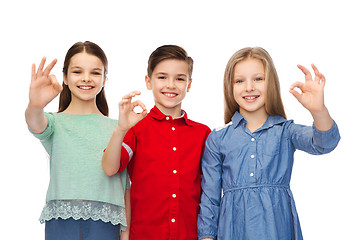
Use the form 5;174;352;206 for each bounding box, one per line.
117;91;147;132
289;64;326;114
28;57;62;109
120;229;129;240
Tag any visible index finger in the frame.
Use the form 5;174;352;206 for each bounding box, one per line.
121;90;141;100
43;58;58;76
297;64;313;82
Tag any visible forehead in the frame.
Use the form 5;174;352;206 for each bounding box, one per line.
234;58;264;76
153;59;189;76
69;52;104;69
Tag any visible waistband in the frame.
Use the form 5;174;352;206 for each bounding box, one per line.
223;184;290;194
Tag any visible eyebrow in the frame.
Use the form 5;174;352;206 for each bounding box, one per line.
155;72;188;77
70;66;103;71
234;73;264;78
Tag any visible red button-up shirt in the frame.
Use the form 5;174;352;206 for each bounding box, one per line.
119;106;210;240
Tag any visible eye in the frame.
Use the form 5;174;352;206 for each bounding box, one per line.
158;76;166;80
235;79;244;84
177;77;185;81
92;71;101;75
255;77;264;81
72;70;81;74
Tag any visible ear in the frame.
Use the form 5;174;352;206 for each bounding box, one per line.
186;78;192;92
102;76;107;87
63;74;68;85
145;75;152;90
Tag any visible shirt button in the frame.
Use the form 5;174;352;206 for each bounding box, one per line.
250;154;255;159
172;127;175;131
251;138;255;142
171;218;176;223
250;172;254;177
173;147;177;151
172;194;176;198
173;170;177;174
166;116;170;120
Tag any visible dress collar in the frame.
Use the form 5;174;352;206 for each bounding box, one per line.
231;111;286;131
149;106;193;126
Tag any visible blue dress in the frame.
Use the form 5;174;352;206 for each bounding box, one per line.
197;112;340;240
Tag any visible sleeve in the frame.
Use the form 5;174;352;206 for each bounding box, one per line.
125;168;131;190
288;120;340;155
197;131;222;239
118;128;136;172
28;112;55;155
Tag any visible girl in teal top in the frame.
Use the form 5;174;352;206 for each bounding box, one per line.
26;41;128;240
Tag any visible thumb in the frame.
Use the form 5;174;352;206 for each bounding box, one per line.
289;89;301;102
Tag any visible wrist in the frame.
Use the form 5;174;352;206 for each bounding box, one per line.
27;102;45;112
114;125;129;138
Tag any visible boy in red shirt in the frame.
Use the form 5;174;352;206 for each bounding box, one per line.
102;45;211;240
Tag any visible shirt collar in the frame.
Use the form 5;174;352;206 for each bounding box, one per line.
231;111;286;131
149;106;193;126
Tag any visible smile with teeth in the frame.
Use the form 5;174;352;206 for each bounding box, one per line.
78;85;94;90
163;92;177;97
243;96;259;100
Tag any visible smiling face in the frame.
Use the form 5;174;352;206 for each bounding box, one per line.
145;59;192;117
233;58;267;118
63;52;105;104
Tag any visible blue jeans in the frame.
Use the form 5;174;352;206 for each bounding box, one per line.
45;218;120;240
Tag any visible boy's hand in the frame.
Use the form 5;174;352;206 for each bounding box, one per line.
289;64;326;114
117;91;147;132
28;57;62;109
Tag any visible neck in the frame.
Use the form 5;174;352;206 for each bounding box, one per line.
155;103;182;118
240;108;268;133
63;98;102;115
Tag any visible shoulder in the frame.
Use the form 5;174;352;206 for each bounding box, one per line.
205;122;234;144
214;122;233;132
186;119;211;134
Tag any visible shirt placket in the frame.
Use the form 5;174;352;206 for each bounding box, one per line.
166;116;180;239
248;133;257;184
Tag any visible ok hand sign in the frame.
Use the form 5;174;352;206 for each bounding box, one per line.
289;64;326;114
117;91;147;132
29;57;63;109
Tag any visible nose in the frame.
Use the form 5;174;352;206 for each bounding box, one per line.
245;80;255;92
82;72;91;82
167;78;176;88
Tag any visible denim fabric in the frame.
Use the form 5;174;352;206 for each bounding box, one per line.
198;112;340;240
45;218;120;240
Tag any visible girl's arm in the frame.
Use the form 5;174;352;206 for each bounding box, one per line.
120;189;131;240
25;57;62;133
198;132;222;240
102;91;146;176
289;64;333;131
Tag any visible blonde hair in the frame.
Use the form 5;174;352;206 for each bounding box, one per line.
223;47;286;124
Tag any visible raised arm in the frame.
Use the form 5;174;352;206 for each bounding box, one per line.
289;64;333;131
102;91;147;176
25;57;62;133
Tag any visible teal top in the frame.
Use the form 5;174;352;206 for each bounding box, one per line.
30;112;127;207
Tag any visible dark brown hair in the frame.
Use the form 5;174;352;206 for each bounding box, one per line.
59;41;109;116
147;45;193;78
224;47;286;124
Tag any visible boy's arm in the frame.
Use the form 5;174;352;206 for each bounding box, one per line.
102;91;146;176
25;57;61;133
102;126;128;176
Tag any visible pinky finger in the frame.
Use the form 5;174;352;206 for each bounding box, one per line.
31;64;36;81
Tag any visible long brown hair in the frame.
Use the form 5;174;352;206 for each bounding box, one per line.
224;47;286;124
59;41;109;116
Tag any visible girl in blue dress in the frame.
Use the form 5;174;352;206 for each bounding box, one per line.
197;47;340;240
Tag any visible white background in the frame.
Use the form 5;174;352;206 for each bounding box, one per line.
1;0;358;239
